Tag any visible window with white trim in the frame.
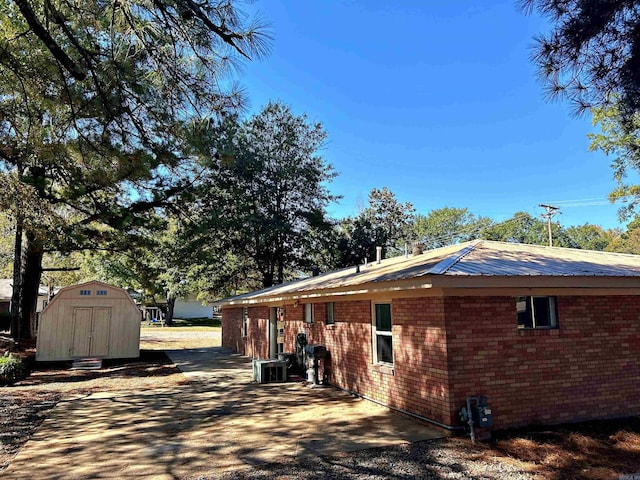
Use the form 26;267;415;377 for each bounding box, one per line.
372;303;393;364
80;290;91;296
304;303;314;324
242;307;249;337
326;302;335;325
517;296;558;329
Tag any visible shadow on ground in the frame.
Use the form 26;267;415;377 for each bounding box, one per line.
5;347;447;479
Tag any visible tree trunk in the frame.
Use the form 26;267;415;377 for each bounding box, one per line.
165;294;175;326
10;214;23;342
19;232;44;340
262;271;273;288
277;259;284;285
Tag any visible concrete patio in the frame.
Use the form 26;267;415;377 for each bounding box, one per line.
5;347;447;479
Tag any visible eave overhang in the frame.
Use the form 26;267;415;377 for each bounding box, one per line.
217;274;640;308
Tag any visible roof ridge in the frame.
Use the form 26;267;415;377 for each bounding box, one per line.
480;239;640;258
429;240;483;275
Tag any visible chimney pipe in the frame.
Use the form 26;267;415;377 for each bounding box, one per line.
412;242;424;256
376;246;382;264
312;267;320;277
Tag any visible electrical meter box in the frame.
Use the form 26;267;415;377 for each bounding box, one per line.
460;395;493;429
474;403;493;428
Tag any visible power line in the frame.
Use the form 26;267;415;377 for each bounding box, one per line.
414;212;538;247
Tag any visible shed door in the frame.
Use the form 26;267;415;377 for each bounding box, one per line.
72;308;93;357
91;307;112;357
71;307;112;357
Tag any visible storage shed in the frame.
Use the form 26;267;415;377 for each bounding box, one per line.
36;280;141;361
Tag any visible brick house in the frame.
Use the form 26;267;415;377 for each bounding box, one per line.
218;240;640;430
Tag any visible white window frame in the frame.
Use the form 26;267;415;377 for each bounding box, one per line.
242;307;249;337
372;302;393;365
304;303;314;324
326;302;335;325
516;296;558;329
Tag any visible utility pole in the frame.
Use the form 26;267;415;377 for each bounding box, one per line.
539;204;560;246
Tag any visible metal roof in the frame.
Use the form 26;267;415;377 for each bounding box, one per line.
444;240;640;277
0;279;49;301
217;240;640;306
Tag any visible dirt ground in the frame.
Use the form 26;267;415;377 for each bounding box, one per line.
2;326;640;479
0;326;196;471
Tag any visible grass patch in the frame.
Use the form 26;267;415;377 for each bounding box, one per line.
170;317;220;327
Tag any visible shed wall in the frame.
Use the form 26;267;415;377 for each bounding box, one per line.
36;282;140;361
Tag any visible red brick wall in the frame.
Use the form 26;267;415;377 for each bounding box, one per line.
246;306;270;359
284;301;372;389
392;297;451;425
226;294;640;430
222;306;270;359
282;298;452;426
221;307;243;354
445;295;640;429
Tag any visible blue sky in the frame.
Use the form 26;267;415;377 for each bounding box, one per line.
240;0;627;230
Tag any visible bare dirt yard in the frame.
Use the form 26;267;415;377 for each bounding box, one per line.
2;325;640;479
0;326;199;472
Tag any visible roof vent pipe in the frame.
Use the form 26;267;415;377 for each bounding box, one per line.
312;267;320;277
376;246;382;264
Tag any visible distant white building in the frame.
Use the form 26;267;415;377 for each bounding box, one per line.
173;294;213;319
0;279;50;314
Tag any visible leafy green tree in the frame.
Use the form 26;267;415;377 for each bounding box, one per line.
606;230;640;254
521;0;640;119
199;102;337;288
0;212;15;277
0;0;269;339
413;207;492;249
337;188;415;266
588;105;640;219
480;211;574;247
601;216;640;254
564;223;614;251
84;214;244;324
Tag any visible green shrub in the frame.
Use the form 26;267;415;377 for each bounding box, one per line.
0;352;26;385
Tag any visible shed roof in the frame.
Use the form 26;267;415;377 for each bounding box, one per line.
217;240;640;306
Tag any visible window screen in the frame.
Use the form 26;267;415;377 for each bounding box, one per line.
375;304;392;331
373;303;393;365
517;296;558;329
326;302;335;325
376;335;393;364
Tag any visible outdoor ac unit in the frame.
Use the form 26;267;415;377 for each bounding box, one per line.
253;359;287;384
